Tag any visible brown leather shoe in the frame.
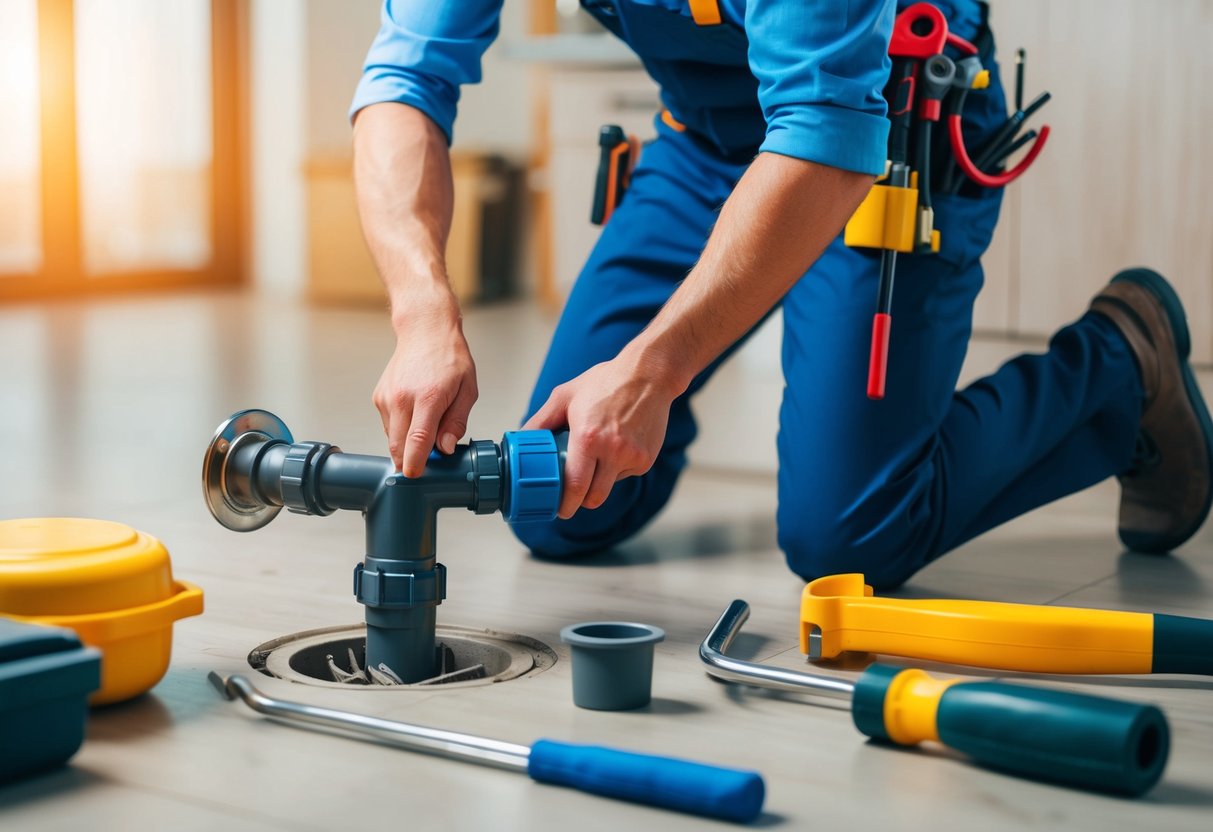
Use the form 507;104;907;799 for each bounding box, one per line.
1089;268;1213;553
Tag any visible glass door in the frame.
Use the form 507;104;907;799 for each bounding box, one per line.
0;0;242;299
0;0;42;276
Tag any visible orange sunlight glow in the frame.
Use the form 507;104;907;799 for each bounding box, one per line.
0;0;42;273
0;0;215;280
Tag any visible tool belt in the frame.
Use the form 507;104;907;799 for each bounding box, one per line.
584;3;1051;400
847;2;1050;256
845;1;1051;398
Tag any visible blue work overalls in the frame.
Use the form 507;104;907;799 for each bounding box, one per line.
511;1;1142;588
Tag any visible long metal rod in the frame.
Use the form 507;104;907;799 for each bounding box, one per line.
700;601;855;700
209;673;530;773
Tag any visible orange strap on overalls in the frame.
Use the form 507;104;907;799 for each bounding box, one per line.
688;0;722;26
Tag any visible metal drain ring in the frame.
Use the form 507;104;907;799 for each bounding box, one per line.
203;409;293;532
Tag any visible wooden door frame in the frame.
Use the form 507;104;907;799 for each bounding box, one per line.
0;0;247;301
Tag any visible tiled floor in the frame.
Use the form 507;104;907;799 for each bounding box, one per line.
1;291;1211;830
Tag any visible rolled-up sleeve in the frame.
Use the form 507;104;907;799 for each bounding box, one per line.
746;0;895;175
349;0;504;143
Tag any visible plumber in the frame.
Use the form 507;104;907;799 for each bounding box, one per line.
349;0;1212;589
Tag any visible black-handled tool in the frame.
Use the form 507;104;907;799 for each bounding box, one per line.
591;124;639;226
972;90;1051;172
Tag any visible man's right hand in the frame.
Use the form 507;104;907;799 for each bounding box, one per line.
372;291;479;477
353;102;473;477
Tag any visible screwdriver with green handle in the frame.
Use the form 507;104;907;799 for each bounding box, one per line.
701;600;1170;797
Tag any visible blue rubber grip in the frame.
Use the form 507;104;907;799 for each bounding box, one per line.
527;739;764;823
935;681;1170;796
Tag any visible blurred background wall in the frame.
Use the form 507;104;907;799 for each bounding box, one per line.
1;0;1210;472
250;0;537;301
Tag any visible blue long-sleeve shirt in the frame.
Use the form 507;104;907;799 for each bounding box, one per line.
350;1;903;175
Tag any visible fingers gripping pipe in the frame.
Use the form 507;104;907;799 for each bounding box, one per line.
203;410;564;683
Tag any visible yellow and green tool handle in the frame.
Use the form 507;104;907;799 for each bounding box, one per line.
851;664;1168;797
703;600;1169;797
801;573;1213;675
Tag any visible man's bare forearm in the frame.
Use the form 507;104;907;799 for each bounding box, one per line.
353;102;457;330
354;102;479;476
623;153;874;396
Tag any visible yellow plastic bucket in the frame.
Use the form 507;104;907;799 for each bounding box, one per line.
0;518;203;705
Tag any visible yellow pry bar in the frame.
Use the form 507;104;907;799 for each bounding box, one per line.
800;573;1154;674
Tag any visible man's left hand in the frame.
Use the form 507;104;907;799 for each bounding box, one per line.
523;351;680;519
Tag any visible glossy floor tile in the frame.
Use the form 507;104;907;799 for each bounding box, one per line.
1;291;1211;830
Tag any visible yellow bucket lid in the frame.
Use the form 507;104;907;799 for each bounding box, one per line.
0;518;176;616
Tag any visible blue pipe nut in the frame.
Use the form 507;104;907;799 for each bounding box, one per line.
501;430;562;523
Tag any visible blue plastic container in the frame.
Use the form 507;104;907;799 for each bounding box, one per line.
0;618;101;782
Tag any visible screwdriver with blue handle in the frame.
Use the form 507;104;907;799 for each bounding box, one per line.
211;672;765;823
702;601;1169;797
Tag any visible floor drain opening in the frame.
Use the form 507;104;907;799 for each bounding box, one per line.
249;624;556;690
306;638;490;686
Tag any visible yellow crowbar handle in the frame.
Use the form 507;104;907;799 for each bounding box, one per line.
800;573;1213;676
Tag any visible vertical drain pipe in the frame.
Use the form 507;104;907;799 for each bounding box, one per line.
203;410;562;684
355;445;496;682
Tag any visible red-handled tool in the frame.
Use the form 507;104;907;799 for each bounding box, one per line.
867;309;893;398
941;50;1051;194
865;3;943;400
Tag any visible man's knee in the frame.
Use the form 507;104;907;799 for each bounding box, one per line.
510;467;682;559
509;517;622;559
777;505;921;591
511;520;588;559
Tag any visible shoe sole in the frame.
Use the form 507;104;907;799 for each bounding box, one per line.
1111;268;1213;553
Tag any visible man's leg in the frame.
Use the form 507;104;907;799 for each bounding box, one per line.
512;125;748;556
772;21;1143;588
774;14;1213;587
774;175;1155;589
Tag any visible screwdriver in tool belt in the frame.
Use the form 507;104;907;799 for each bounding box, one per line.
866;56;916;400
988;128;1037;168
973;90;1051;172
